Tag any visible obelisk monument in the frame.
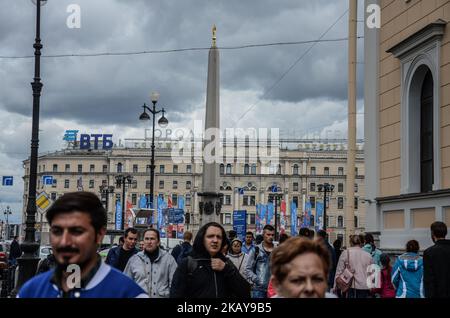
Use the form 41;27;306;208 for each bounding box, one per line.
198;25;222;226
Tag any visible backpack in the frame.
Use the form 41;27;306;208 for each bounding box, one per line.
176;243;193;265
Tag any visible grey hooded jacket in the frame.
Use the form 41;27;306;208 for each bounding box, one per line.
124;249;177;298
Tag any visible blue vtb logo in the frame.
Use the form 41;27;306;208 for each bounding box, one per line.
63;130;79;142
80;134;113;150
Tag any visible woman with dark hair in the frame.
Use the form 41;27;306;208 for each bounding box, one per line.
333;239;343;263
363;233;382;266
392;240;424;298
170;222;251;298
371;253;395;298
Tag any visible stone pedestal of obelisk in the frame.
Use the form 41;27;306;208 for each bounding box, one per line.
198;26;223;226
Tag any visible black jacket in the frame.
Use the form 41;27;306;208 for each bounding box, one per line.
423;239;450;298
9;240;22;259
170;251;251;298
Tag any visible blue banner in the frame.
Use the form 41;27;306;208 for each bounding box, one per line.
233;210;247;241
139;195;147;208
316;201;324;231
157;195;167;238
178;195;185;211
290;201;297;236
115;200;122;230
267;202;274;225
303;201;312;228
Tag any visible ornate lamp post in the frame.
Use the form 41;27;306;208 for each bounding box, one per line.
138;92;168;210
16;0;47;290
115;175;133;230
317;183;335;232
3;206;12;240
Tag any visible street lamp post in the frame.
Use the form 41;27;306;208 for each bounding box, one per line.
16;0;47;290
115;175;133;230
138;92;168;211
4;206;12;240
317;183;335;232
99;185;115;211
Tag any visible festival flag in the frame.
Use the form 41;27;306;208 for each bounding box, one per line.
290;201;297;236
316;201;324;231
115;200;122;230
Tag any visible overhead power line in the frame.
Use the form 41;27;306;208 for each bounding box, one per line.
0;36;363;59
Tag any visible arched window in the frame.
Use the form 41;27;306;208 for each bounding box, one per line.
226;164;232;175
293;164;299;175
117;162;123;173
420;70;434;192
338;216;343;228
244;164;249;175
220;164;224;175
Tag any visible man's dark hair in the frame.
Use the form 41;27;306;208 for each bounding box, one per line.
228;230;237;239
245;231;254;238
183;231;193;241
13;236;19;240
317;229;327;240
125;227;138;238
46;191;107;233
333;239;342;250
143;228;160;241
193;222;227;257
279;233;289;244
298;227;311;238
430;221;447;239
406;240;420;253
263;224;275;232
119;236;125;244
365;233;375;244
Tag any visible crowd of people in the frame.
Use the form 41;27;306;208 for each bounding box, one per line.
15;191;450;298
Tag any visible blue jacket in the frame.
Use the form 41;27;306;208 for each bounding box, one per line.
18;262;147;298
244;244;272;292
105;246;139;269
392;252;424;298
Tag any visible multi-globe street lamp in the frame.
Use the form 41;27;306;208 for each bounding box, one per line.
138;92;168;210
115;175;133;230
317;183;335;232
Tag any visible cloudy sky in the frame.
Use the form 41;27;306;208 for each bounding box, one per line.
0;0;366;224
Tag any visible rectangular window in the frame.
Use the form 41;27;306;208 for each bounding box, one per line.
186;165;192;173
310;183;316;192
102;165;107;173
133;164;138;173
159;180;164;189
338;167;344;175
186;195;191;206
160;165;165;174
310;196;316;209
249;213;256;225
90;164;95;173
310;167;316;175
186;181;191;190
243;196;249;206
89;180;94;188
225;195;231;205
64;180;70;189
338;197;344;209
51;192;57;201
354;197;358;210
146;180;150;189
293;182;299;192
78;164;82;173
354;183;358;193
173;180;178;189
355;167;358;176
132;193;137;205
52;179;57;188
172;194;178;207
338;183;344;193
251;164;257;175
146;165;151;173
53;164;58;172
324;167;330;175
250;195;256;206
132;180;137;189
173;165;178;173
65;164;70;172
224;213;232;225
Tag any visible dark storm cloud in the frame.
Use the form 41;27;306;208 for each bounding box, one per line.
1;0;364;127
